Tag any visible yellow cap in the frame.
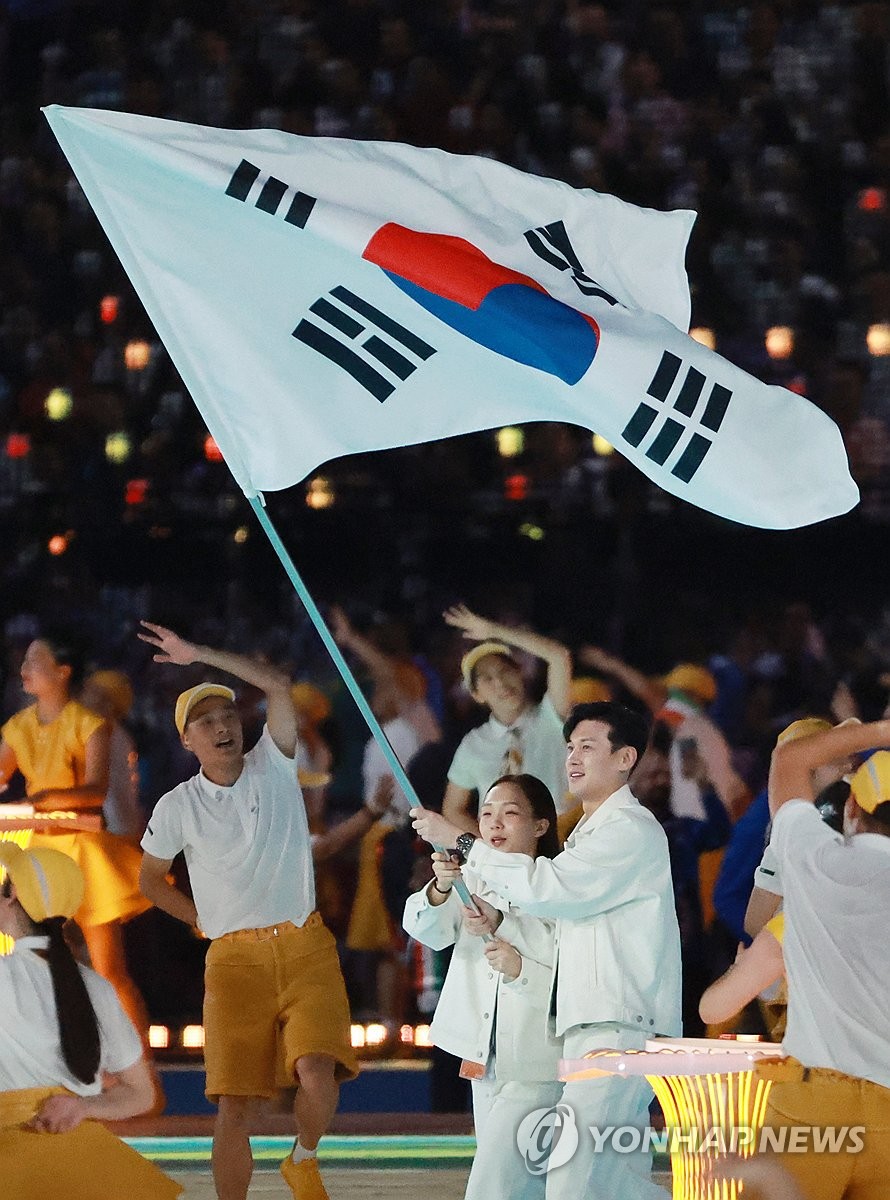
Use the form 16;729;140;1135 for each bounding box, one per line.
0;843;84;922
85;669;134;721
570;676;611;705
461;641;515;690
662;664;717;704
775;717;833;746
174;683;236;735
850;752;890;814
291;682;332;727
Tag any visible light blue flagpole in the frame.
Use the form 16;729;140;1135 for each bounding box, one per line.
248;493;482;915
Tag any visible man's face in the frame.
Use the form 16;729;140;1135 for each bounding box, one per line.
565;719;630;798
181;697;244;768
471;654;526;721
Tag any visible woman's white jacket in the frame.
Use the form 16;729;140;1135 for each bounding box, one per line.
403;869;562;1082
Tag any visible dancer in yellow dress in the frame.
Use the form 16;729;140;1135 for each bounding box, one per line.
0;841;179;1200
0;634;150;1033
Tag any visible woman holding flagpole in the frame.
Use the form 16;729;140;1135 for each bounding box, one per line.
403;773;563;1200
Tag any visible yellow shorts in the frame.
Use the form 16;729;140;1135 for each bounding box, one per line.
203;912;359;1102
756;1058;890;1200
0;1087;182;1200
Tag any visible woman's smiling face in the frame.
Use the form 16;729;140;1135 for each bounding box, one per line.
479;780;549;857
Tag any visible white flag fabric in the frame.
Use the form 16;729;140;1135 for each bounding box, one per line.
44;105;858;528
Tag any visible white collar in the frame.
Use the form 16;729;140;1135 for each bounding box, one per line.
196;764;243;795
569;784;638;840
488;706;533;736
11;935;50;952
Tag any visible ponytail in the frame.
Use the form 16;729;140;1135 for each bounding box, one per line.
41;917;101;1085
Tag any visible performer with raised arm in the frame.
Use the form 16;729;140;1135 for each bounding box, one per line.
753;719;890;1198
442;605;572;832
137;622;357;1200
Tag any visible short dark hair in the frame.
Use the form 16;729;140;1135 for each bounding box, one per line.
563;701;651;774
483;773;560;858
815;779;849;834
38;627;88;691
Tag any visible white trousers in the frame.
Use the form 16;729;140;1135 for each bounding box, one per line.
467;1075;564;1200
544;1023;669;1200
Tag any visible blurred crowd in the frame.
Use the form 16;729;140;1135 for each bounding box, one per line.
2;0;890;1104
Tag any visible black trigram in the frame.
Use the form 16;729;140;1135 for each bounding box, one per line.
293;286;436;402
622;350;732;483
225;159;317;229
524;220;619;306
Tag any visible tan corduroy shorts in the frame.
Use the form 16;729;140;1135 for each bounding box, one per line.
203;911;358;1102
756;1058;890;1200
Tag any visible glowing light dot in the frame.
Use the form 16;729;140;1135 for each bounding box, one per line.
306;477;335;509
124;339;151;371
496;426;525;457
867;323;890;357
100;295;119;324
690;327;716;351
45;387;74;421
105;431;132;463
765;326;794;360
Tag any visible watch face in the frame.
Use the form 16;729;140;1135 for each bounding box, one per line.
456;832;476;861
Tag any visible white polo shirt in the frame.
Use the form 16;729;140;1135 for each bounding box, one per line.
447;695;570;812
772;800;890;1089
0;936;142;1094
754;843;783;896
142;727;314;939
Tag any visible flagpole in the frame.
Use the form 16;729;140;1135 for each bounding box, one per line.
247;493;481;914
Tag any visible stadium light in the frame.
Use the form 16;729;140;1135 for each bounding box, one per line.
496;427;525;457
45;387;73;421
765;326;794;360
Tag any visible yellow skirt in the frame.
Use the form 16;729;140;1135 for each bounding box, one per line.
0;1087;182;1200
30;830;150;928
346;821;397;953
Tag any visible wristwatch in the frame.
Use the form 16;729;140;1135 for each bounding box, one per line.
452;831;477;864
